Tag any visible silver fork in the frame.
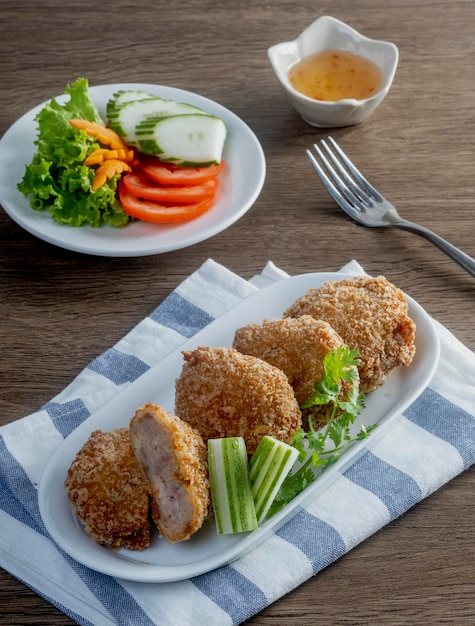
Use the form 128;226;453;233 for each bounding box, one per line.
307;137;475;277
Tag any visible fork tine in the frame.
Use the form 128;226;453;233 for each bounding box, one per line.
325;136;384;202
306;147;361;216
319;139;372;205
313;141;371;208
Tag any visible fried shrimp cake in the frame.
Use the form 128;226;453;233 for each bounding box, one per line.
64;428;150;550
232;316;359;430
174;346;302;455
232;315;356;405
129;404;210;543
284;275;416;393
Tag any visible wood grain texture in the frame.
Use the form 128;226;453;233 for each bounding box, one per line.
1;0;474;624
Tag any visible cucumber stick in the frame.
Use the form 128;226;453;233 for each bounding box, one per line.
108;97;206;145
135;114;227;166
208;437;258;535
249;436;299;524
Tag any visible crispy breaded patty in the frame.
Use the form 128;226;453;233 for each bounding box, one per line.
129;404;210;543
64;428;150;550
233;315;353;405
232;315;359;430
284;275;416;392
174;346;302;454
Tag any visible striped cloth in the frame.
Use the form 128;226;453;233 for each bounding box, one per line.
1;259;474;626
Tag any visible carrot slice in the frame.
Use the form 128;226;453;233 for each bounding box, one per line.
92;159;132;191
69;119;127;150
84;150;107;166
85;148;135;166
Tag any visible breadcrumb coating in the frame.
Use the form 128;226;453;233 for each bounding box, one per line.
284;275;416;392
64;428;150;550
232;315;359;430
175;346;302;454
65;276;416;548
129;404;210;543
233;315;355;404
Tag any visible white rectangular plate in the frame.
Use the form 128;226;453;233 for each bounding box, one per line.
38;272;440;582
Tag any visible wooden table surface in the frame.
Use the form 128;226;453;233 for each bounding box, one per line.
1;0;474;624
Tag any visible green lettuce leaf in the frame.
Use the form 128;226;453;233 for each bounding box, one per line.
18;77;131;228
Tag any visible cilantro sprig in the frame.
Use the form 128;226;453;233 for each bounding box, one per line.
268;346;376;517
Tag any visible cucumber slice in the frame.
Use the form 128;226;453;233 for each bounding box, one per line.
107;98;206;145
208;437;258;535
106;90;157;121
135;114;227;166
249;436;299;524
111;90;157;106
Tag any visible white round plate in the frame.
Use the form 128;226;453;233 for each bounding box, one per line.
38;273;440;582
0;83;266;256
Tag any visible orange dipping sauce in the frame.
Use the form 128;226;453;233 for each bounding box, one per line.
288;49;383;102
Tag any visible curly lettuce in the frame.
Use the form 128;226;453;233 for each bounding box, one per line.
18;78;131;227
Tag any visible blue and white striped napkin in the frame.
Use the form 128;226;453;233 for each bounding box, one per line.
1;259;474;626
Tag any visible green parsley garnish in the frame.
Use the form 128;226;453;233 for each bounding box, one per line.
268;345;376;517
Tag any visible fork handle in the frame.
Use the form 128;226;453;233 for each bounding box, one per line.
393;220;475;277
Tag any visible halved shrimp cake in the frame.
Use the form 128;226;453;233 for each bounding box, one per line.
129;404;210;543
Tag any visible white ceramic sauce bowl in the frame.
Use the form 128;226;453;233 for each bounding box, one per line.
267;16;399;128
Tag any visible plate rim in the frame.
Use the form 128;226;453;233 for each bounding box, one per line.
38;271;440;582
0;82;266;257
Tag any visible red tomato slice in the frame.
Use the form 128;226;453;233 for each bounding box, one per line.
122;172;218;204
118;181;215;223
140;158;225;186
